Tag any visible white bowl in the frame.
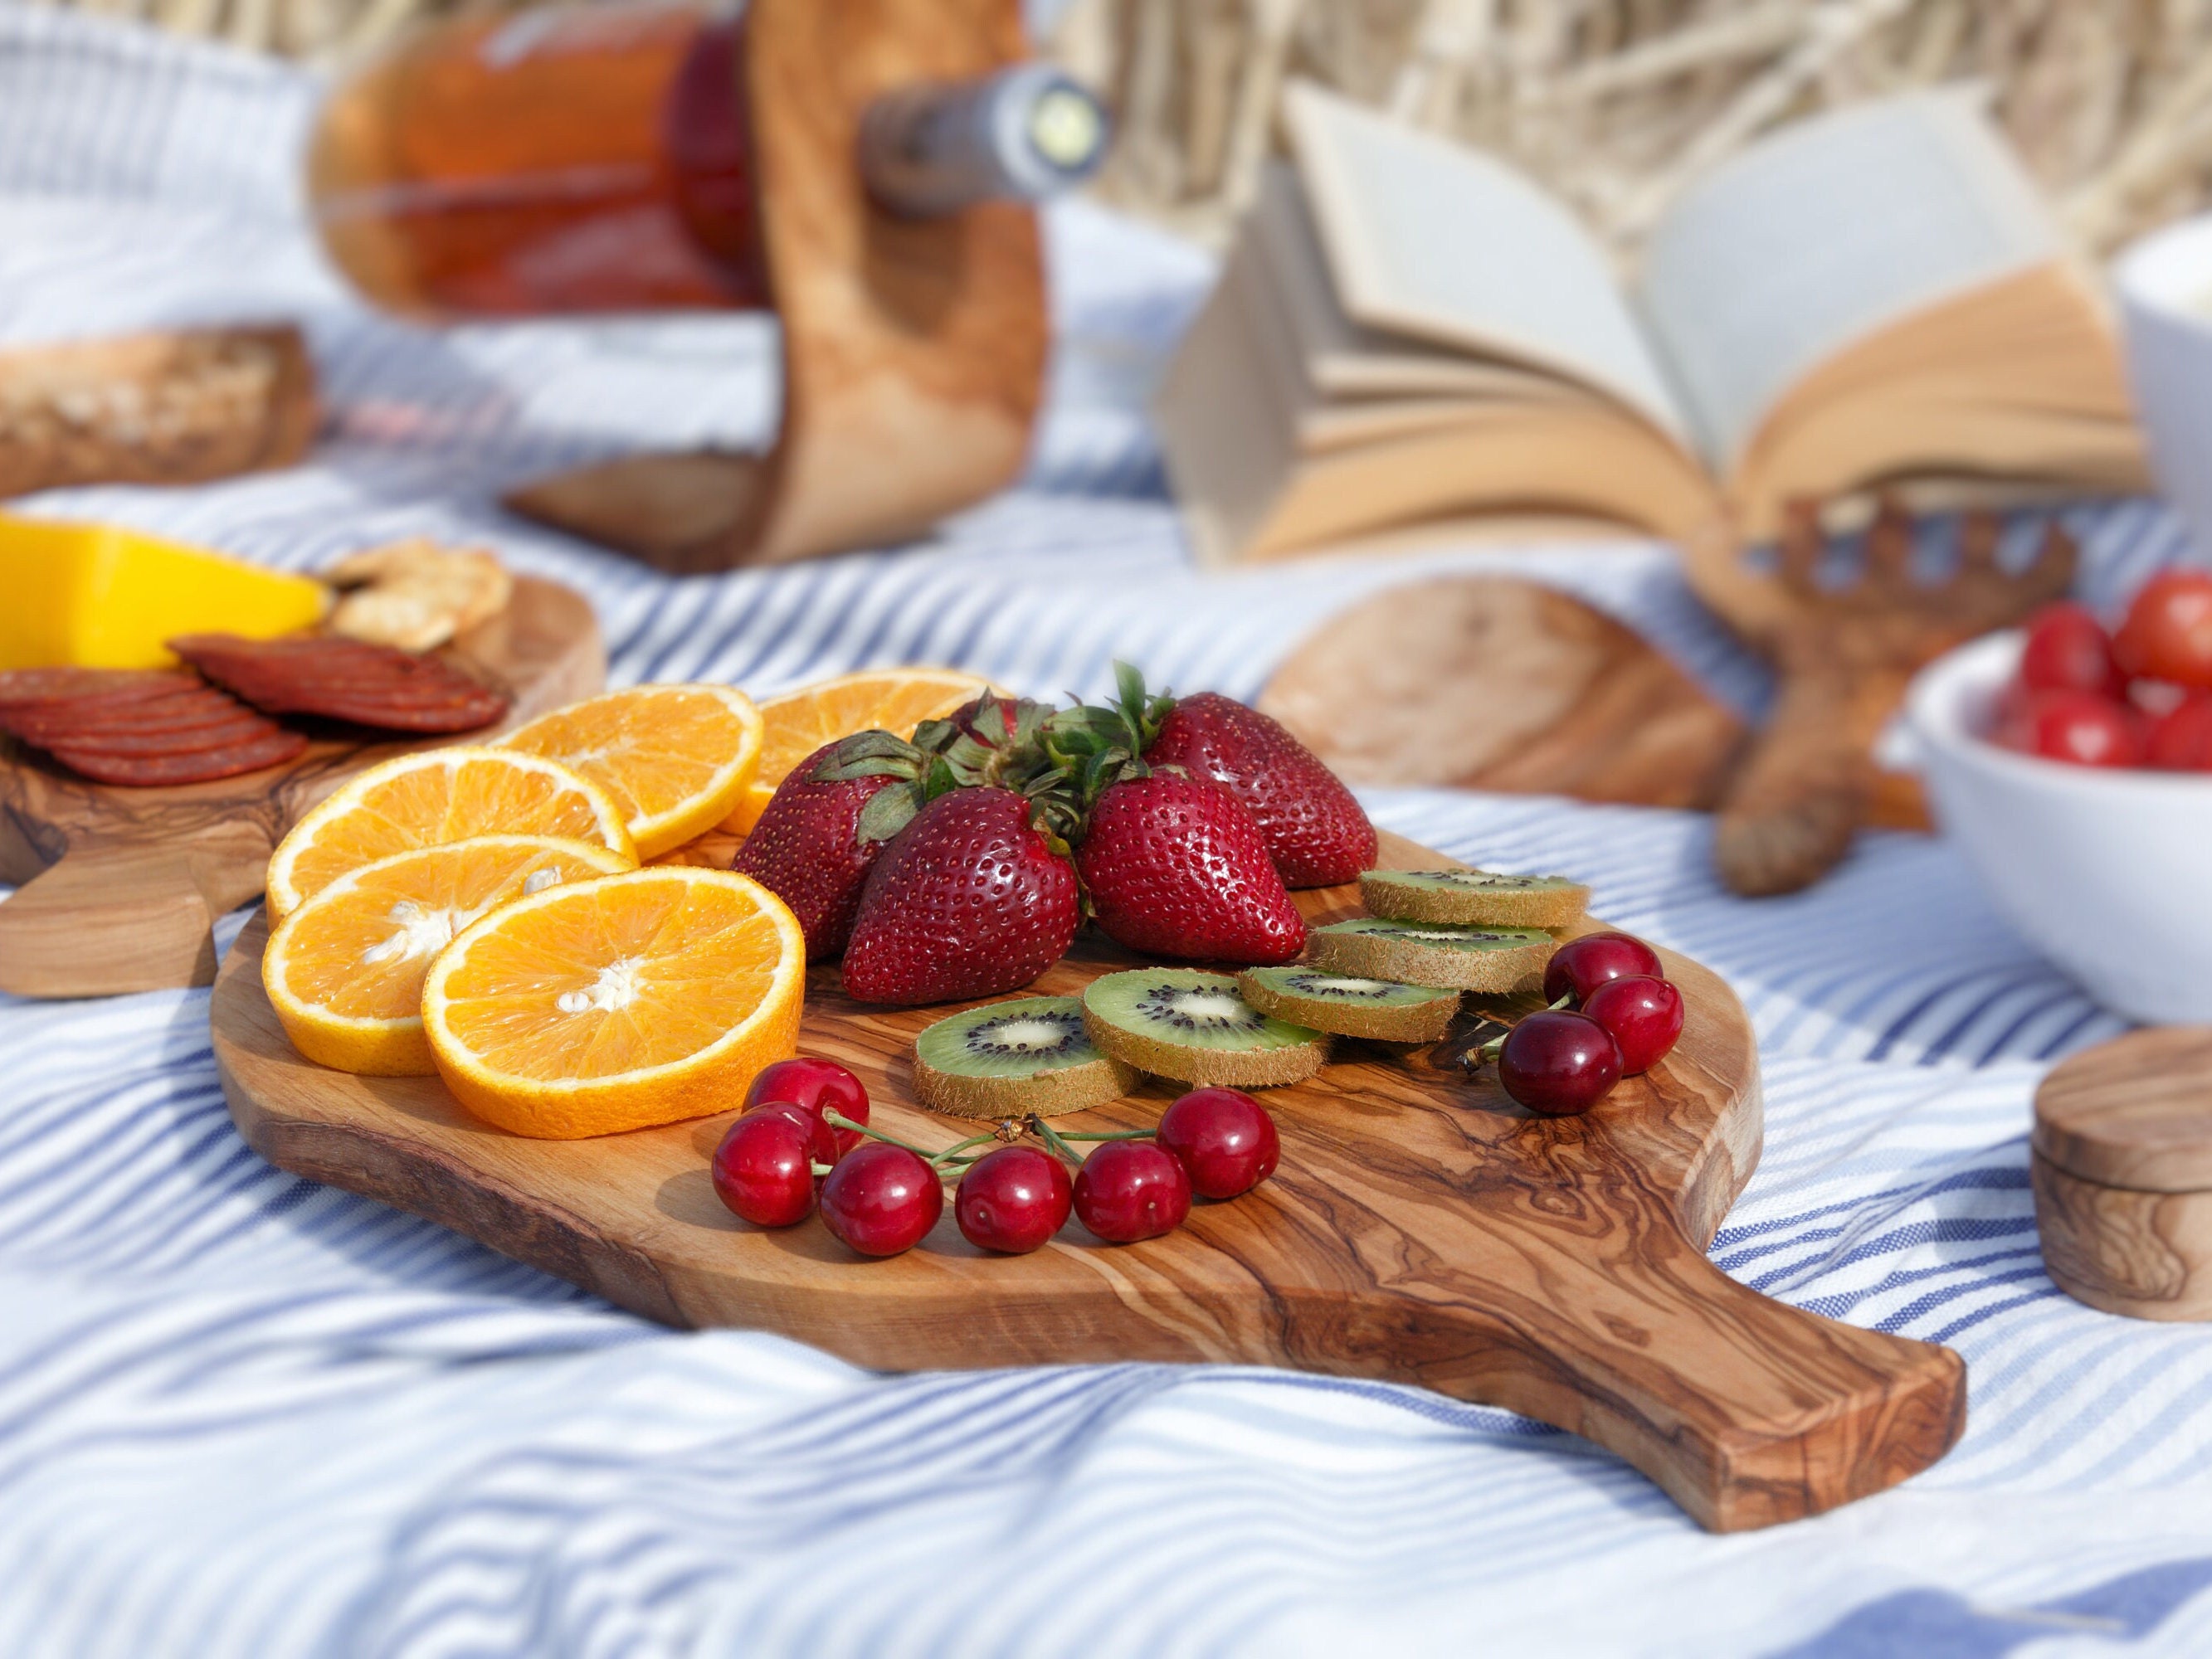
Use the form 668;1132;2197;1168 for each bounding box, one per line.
2117;214;2212;560
1907;631;2212;1025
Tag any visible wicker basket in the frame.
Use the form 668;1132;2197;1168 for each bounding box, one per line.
39;0;2212;258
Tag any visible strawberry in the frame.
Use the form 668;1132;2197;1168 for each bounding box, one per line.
1138;683;1375;889
1074;771;1306;963
841;786;1081;1005
732;734;931;960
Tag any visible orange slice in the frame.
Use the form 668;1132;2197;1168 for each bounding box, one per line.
719;666;1004;835
263;834;634;1076
499;683;763;859
266;747;634;919
421;867;806;1138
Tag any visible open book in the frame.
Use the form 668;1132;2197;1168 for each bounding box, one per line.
1155;83;2149;565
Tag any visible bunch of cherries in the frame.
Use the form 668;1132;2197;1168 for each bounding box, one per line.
1477;931;1685;1116
710;1057;1281;1258
1993;570;2212;769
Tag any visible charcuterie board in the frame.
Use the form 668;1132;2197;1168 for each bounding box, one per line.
0;577;603;999
212;827;1964;1530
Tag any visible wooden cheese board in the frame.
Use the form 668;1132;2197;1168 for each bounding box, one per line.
0;577;603;1000
211;829;1965;1532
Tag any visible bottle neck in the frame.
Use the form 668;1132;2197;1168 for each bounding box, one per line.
859;65;1109;218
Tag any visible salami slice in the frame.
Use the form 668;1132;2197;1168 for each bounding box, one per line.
44;729;309;786
0;669;198;712
42;716;291;757
168;632;509;734
2;692;251;741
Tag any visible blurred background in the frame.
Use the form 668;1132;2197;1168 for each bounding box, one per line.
30;0;2212;260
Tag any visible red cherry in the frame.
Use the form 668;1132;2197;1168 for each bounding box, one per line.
1543;932;1663;1005
2115;569;2212;690
954;1145;1073;1253
818;1142;942;1257
744;1098;838;1167
1994;688;2144;767
1072;1141;1191;1243
745;1056;870;1154
2019;602;2123;698
1581;975;1684;1075
1498;1010;1623;1116
710;1109;819;1228
2148;696;2212;771
1156;1087;1280;1199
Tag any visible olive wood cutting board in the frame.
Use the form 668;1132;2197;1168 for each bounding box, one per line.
211;828;1963;1530
0;577;603;1000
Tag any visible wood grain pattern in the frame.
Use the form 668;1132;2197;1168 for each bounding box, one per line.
2033;1151;2212;1321
1257;577;1746;810
2035;1028;2212;1193
212;830;1965;1530
0;326;317;498
0;577;603;999
504;0;1047;572
1697;503;2069;896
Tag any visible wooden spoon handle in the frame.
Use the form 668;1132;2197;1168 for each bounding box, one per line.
1714;663;1915;897
0;831;269;997
1345;1203;1965;1531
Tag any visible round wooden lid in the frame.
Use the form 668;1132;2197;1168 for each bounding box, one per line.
2034;1028;2212;1192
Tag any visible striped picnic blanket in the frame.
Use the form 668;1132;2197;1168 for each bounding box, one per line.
7;9;2212;1653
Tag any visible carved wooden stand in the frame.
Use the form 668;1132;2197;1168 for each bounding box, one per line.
505;0;1048;573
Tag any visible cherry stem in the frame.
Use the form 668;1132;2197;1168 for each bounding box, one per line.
821;1110;993;1172
815;1108;1149;1174
1474;992;1578;1063
1032;1117;1085;1167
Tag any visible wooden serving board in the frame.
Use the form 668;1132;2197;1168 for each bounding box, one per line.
210;830;1965;1532
0;577;603;999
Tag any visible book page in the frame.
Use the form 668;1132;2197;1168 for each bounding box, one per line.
1635;90;2060;470
1248;163;1584;406
1281;80;1690;447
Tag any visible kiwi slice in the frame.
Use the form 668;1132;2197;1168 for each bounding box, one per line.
1081;968;1328;1088
1307;917;1554;992
1358;868;1589;929
1235;966;1459;1043
914;996;1138;1118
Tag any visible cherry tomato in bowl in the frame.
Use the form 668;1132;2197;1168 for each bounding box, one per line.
2114;569;2212;690
2149;697;2212;771
2019;601;2123;698
1992;688;2145;768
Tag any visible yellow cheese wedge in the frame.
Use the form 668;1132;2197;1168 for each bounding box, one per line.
0;514;331;670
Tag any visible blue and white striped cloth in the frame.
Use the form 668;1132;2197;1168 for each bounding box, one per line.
7;9;2212;1653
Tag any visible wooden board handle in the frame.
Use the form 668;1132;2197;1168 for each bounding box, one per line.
0;830;269;998
1342;1191;1965;1531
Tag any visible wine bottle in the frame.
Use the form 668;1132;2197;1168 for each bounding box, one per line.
307;2;1106;321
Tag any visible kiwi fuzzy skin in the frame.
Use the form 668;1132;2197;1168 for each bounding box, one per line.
1307;923;1553;993
1235;969;1459;1043
914;1049;1138;1118
1358;870;1589;930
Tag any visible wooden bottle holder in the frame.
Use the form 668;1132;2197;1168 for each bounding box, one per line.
504;0;1049;573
